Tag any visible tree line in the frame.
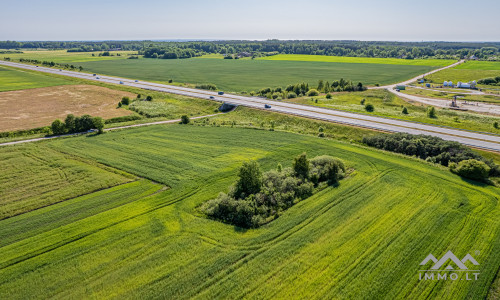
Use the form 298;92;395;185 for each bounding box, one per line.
1;40;498;60
253;79;366;100
362;133;499;181
201;153;346;228
51;114;104;135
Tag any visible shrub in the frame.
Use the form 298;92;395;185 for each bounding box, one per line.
402;107;409;114
450;159;490;181
118;102;122;108
105;115;142;124
146;95;153;101
427;106;437;118
121;97;130;105
494;121;499;129
287;92;297;99
180;115;190;124
196;83;217;91
325;93;332;99
309;155;345;184
360;99;366;105
365;103;374;112
307;89;319;96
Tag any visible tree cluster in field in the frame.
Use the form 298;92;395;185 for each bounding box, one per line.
51;114;104;135
201;153;346;228
142;47;201;59
15;58;83;71
478;76;500;86
1;40;499;60
254;79;365;100
363;133;499;181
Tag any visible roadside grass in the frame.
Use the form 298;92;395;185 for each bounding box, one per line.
0;125;498;299
285;89;500;134
400;87;500;104
2;50;137;63
0;143;134;219
128;93;219;118
258;54;456;66
0;65;71;91
74;58;436;92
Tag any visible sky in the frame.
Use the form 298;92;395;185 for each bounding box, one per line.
1;0;499;41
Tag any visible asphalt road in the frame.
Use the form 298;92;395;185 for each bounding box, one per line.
2;60;500;152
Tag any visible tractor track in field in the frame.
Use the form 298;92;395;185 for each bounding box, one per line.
189;169;395;298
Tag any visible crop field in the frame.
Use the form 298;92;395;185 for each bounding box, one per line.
454;61;500;70
0;84;135;132
128;93;219;118
258;54;456;66
74;58;436;92
3;50;136;63
0;143;133;219
0;125;498;299
0;65;71;92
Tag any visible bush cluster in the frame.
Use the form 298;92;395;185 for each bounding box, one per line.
201;153;346;228
449;159;491;181
195;83;217;91
478;76;500;86
363;133;499;179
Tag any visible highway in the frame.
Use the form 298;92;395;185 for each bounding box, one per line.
1;60;500;152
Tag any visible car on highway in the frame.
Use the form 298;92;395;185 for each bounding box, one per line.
59;69;62;71
209;96;215;99
264;104;271;108
93;74;96;76
96;77;100;79
119;81;124;84
218;91;224;95
135;80;139;82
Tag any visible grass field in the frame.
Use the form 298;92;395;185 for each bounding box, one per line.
0;65;71;92
425;60;500;89
400;87;500;104
0;125;498;299
3;50;136;63
74;58;436;92
258;54;456;66
0;84;135;132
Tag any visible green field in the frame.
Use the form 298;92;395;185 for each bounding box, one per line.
258;54;456;66
0;66;71;91
3;50;136;63
426;61;500;88
75;58;436;92
0;125;498;299
454;61;500;70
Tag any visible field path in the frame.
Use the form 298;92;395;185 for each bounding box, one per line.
0;114;220;147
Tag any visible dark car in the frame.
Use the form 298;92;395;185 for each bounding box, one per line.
218;91;224;95
264;104;271;108
209;96;215;100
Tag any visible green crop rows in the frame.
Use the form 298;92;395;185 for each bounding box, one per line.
0;125;498;299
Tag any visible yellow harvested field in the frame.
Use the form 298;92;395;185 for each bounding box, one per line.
0;84;135;131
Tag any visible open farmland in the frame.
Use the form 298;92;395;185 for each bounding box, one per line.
3;50;136;63
0;125;498;299
257;54;456;66
0;65;71;92
0;84;135;131
75;58;437;92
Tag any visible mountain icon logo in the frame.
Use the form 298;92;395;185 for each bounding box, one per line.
420;251;479;270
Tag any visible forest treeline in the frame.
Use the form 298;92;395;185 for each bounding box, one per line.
0;40;498;60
